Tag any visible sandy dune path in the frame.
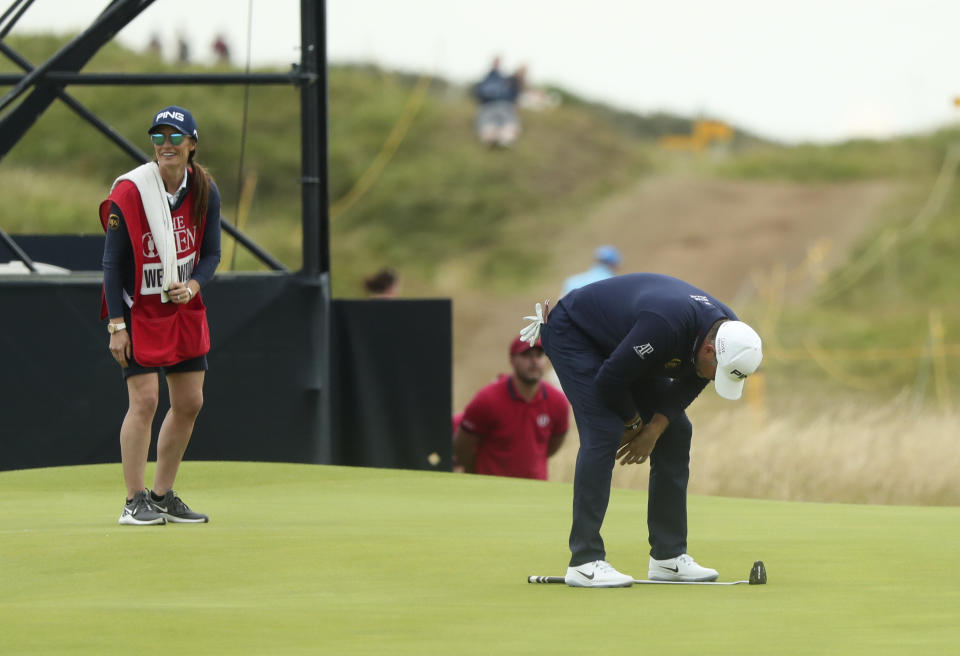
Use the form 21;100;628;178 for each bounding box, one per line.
450;175;896;412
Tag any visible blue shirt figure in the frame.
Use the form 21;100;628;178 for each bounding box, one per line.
562;245;621;295
520;272;763;588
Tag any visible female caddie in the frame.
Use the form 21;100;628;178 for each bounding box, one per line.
100;105;221;525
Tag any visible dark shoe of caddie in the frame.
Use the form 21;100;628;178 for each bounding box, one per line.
118;490;167;526
151;489;209;523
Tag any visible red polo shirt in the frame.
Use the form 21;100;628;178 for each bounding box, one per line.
459;375;570;480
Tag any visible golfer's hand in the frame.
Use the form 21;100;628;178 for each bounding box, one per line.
617;430;658;465
616;414;670;466
109;330;131;368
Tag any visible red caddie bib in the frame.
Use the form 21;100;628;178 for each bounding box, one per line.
99;176;210;367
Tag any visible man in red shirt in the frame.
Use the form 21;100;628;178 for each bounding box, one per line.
453;336;570;480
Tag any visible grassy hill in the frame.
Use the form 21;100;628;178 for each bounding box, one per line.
1;35;660;290
5;34;960;403
2;462;958;654
326;65;655;287
722;129;960;397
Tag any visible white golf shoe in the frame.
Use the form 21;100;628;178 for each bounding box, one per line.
648;554;718;582
565;560;634;588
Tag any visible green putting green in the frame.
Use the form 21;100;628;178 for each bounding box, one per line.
1;462;957;655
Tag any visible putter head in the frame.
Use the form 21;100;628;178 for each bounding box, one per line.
749;560;767;585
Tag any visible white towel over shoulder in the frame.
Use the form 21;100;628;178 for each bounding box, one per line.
111;162;179;303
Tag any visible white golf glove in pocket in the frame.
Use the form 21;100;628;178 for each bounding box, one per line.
520;300;548;347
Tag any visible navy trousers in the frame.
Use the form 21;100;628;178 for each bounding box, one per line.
542;302;692;566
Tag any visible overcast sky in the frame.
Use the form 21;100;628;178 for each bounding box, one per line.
11;0;960;142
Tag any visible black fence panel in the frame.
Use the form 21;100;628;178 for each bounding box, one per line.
330;299;452;472
0;272;451;473
0;273;326;470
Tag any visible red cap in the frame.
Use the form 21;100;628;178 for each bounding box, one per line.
510;335;543;355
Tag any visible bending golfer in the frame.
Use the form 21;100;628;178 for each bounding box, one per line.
520;273;762;587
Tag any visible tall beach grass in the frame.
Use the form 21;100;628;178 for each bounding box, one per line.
548;394;960;506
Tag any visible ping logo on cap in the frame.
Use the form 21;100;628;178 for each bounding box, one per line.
156;110;185;122
730;369;747;379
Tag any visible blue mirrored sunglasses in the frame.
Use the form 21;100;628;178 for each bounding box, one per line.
150;132;186;146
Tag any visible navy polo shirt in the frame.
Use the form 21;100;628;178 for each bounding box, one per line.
559;273;737;421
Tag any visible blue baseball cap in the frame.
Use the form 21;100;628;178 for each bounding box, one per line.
148;105;199;141
594;245;621;267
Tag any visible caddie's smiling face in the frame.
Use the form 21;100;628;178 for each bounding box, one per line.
151;125;195;171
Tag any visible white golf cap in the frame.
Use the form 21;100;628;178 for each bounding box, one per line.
714;321;763;400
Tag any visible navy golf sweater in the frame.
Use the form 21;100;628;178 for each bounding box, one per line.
558;273;737;422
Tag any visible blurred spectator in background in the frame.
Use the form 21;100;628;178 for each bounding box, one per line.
146;32;162;57
518;75;562;112
473;57;522;148
364;267;400;298
177;33;191;64
512;65;527;98
212;34;230;64
453;336;569;480
562;245;622;295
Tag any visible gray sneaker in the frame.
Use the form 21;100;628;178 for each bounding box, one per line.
119;490;167;526
151;489;209;523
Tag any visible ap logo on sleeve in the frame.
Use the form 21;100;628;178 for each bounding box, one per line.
633;343;654;359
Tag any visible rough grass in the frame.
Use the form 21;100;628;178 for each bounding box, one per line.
712;132;956;182
548;386;960;506
690;398;960;505
1;462;959;655
740;151;960;397
0;167;107;233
